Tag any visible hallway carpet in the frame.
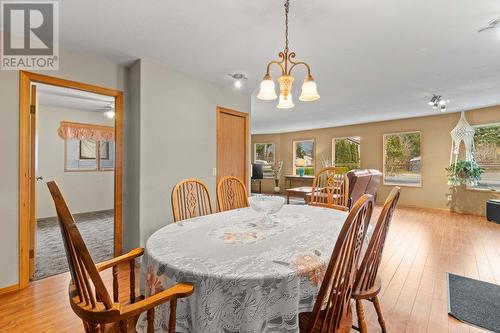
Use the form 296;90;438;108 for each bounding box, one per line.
34;210;114;280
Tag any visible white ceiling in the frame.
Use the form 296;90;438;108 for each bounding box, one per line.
56;0;500;133
37;84;115;111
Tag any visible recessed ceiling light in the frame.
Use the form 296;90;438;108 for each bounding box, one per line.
228;73;247;89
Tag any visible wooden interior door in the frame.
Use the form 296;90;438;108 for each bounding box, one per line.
29;84;37;280
216;107;248;185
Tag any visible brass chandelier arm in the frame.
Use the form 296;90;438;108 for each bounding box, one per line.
288;52;312;78
264;52;286;77
289;61;312;78
264;51;313;79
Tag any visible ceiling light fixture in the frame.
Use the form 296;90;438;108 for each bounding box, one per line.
104;110;115;119
428;94;449;112
228;73;247;89
101;102;115;118
257;0;319;109
478;18;500;32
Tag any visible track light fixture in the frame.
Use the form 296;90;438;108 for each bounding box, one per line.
428;94;449;112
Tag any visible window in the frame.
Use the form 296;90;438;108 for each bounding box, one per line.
332;137;361;170
472;123;500;191
293;139;315;176
254;143;275;179
65;139;115;171
79;140;97;159
254;143;275;165
383;131;421;187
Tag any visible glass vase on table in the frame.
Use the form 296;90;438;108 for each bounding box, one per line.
248;195;285;228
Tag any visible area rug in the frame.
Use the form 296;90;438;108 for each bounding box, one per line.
34;210;114;280
447;272;500;332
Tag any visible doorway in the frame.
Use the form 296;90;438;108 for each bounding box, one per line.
216;107;249;184
19;71;123;287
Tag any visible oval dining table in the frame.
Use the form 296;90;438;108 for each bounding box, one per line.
136;204;355;333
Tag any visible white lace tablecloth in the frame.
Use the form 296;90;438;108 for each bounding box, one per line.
136;205;351;333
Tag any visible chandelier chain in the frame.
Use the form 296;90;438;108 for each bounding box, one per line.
284;0;290;54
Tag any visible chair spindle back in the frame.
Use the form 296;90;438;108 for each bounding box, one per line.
171;178;213;222
216;176;249;212
46;181;113;311
307;194;374;333
355;187;400;293
309;167;349;211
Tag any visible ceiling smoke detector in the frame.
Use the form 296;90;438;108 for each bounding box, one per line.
478;18;500;32
228;73;247;89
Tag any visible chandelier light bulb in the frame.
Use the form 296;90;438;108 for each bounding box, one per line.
277;93;295;109
234;80;242;89
257;75;278;100
299;76;320;102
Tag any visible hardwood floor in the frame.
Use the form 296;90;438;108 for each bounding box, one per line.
1;207;498;333
0;264;138;333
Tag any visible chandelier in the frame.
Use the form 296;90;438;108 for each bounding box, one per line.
257;0;320;109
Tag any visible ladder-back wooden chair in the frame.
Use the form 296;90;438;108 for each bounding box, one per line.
352;187;401;333
171;178;213;222
299;194;374;333
47;181;194;333
216;176;249;212
308;167;349;211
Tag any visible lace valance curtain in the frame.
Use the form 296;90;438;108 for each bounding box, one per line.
58;121;114;141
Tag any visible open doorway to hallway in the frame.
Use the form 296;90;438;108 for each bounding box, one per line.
31;83;116;280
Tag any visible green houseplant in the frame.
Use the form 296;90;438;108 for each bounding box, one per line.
446;159;484;187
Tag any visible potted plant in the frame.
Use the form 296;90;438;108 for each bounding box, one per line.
446;159;484;187
271;160;284;193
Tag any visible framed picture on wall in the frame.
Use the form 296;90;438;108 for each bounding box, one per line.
293;139;315;176
383;131;422;187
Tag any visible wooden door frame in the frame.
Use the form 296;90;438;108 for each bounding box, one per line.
216;106;249;185
19;71;123;289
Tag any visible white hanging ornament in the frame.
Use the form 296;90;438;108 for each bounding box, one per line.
449;111;475;165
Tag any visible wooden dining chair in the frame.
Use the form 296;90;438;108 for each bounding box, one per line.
299;194;374;333
216;176;249;212
352;187;401;333
308;167;349;211
171;178;213;222
47;181;194;333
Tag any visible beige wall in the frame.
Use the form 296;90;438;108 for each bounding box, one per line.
252;106;500;215
36;105;115;218
0;48;127;288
